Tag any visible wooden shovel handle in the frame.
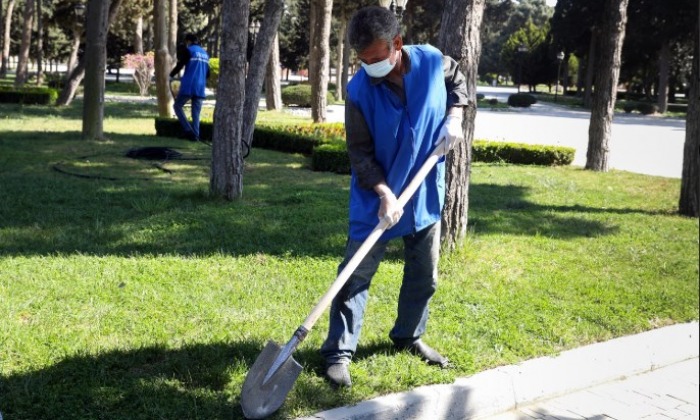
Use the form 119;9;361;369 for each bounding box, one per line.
301;148;443;332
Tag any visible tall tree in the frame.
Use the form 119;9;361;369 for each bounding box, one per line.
15;0;34;86
56;0;122;107
134;16;144;54
0;0;15;77
240;0;284;156
550;0;604;103
308;0;332;122
585;0;629;172
65;4;84;79
154;0;173;117
437;0;486;250
679;20;698;217
82;0;111;140
168;0;177;58
36;0;44;85
265;32;282;110
210;0;250;200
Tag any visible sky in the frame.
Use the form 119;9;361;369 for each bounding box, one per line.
546;0;557;6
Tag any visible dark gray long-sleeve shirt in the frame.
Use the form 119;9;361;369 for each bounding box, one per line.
345;47;469;190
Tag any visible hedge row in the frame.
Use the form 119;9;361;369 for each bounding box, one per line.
154;118;575;173
472;140;575;166
155;118;340;155
0;86;58;105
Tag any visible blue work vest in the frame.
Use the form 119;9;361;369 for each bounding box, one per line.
180;44;209;98
346;45;447;241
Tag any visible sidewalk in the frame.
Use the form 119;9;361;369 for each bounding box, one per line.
299;322;699;420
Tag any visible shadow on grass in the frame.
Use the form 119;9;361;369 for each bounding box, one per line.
467;182;673;238
0;99;158;120
0;131;654;258
0;340;335;420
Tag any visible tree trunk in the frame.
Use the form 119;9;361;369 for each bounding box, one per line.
57;61;86;106
0;0;15;77
341;24;350;97
309;0;332;123
241;0;285;152
82;0;111;140
154;0;173;117
334;16;345;101
65;25;82;79
657;41;670;114
437;0;485;250
265;32;282;110
211;0;250;200
35;0;43;85
585;0;629;172
14;0;34;87
134;15;144;55
679;23;699;217
583;29;597;108
168;0;178;59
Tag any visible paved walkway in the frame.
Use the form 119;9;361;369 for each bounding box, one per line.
299;322;699;420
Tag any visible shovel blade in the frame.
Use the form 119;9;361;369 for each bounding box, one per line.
240;340;303;419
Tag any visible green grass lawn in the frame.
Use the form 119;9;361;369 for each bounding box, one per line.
0;100;698;420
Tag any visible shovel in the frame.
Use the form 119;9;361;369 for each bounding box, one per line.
240;146;445;419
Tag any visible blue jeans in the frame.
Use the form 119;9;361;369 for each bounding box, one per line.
320;221;441;364
173;94;204;139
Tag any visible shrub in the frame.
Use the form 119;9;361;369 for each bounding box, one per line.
489;98;499;105
476;93;485;100
155;117;213;140
312;142;351;174
122;52;155;96
154;119;340;155
666;103;687;114
0;86;58;105
207;58;219;91
636;102;658;115
507;93;537;107
281;84;335;107
623;102;637;113
472;140;574;166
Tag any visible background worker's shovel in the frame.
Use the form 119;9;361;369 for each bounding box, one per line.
240;145;446;419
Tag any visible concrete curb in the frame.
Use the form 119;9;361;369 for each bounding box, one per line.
299;322;699;420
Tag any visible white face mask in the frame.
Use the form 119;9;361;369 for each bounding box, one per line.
361;49;396;78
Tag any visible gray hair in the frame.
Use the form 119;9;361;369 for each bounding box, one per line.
347;6;400;53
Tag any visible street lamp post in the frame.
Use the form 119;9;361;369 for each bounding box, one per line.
74;3;86;19
249;20;260;45
389;0;408;21
555;51;565;102
517;44;527;93
209;35;217;58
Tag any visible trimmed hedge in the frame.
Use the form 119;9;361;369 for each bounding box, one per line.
281;84;335;107
472;140;574;166
155;117;214;140
154;118;575;172
310;140;575;174
155;118;340;155
622;101;661;115
312;142;352;174
0;86;58;105
507;93;537;107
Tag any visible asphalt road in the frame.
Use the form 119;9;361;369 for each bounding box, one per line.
475;86;687;179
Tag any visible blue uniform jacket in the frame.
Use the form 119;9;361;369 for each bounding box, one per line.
180;44;209;98
345;45;447;241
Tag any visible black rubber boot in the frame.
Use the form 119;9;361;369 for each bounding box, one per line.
395;339;449;368
325;363;352;388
